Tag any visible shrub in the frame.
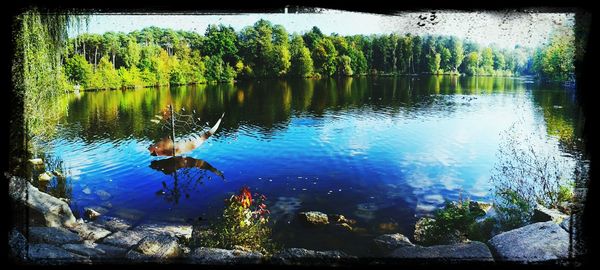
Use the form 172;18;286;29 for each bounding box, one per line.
491;119;577;230
198;186;278;254
416;199;488;246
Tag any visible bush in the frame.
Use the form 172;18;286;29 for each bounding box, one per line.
416;199;488;245
198;186;278;254
491;119;577;230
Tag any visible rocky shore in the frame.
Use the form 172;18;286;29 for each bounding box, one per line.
8;174;582;265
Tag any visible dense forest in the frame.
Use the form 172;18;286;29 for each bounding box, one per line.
63;19;575;90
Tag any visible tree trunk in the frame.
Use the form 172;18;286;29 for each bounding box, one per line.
94;46;98;71
112;53;116;68
83;42;86;61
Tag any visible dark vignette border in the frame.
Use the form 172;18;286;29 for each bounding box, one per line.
3;0;595;269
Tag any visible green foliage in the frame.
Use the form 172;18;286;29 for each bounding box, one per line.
416;200;488;246
61;20;575;85
198;187;278;255
118;66;144;89
65;54;93;87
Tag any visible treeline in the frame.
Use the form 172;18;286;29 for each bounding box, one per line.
63;19;575;90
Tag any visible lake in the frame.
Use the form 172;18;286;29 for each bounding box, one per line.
40;76;582;255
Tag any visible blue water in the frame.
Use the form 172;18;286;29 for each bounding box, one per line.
43;76;579;254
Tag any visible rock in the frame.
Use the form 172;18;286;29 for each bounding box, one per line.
61;243;127;258
95;190;111;200
272;248;355;265
134;234;182;258
134;221;193;240
69;222;112;241
335;223;353;231
101;230;151;249
82;187;92;195
27;244;90;264
9;176;77;228
532;204;569;224
101;201;113;208
125;250;155;261
38;172;53;182
189;247;263;264
413;217;435;244
84;206;108;220
29;158;44;165
28;227;82;245
52;170;65;178
298;211;329;225
469;201;493;214
390;241;493;261
374;233;415;251
9;228;27;261
94;216;132;232
488;221;569;262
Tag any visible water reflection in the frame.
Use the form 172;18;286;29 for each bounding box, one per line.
150;156;225;204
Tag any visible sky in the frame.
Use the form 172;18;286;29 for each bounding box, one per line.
75;9;575;49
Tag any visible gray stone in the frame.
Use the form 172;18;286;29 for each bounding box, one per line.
532;204;569;224
69;222;112;241
488;221;569;262
29;158;44;165
9;176;77;228
61;243;127;258
189;247;263;264
28;227;82;245
27;244;90;264
9;228;28;261
272;248;354;265
390;241;493;261
101;230;151;249
84;206;108;220
134;234;182;258
95;190;111;200
298;211;329;225
374;233;415;251
134;221;193;240
94;216;133;232
125;250;154;261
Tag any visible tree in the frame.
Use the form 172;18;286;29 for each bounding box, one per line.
64;54;93;87
449;37;464;72
464;52;480;75
312;38;338;76
481;47;494;75
289;34;314;77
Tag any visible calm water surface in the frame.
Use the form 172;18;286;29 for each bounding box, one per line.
44;76;581;255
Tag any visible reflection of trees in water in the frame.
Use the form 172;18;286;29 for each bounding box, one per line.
63;76;550;142
149;156;224;204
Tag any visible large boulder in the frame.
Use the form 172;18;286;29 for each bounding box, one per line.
9;175;77;228
532;204;569;224
271;248;355;265
134;234;182;259
390;241;493;261
298;211;329;225
27;244;91;264
188;247;263;264
28;227;82;245
488;221;569;262
373;233;415;251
